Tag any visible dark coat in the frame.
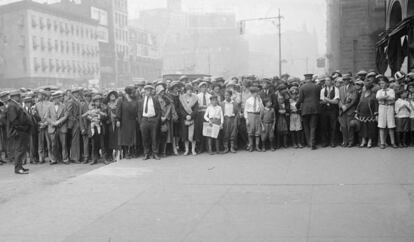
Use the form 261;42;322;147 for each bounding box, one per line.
137;95;162;122
6;100;32;138
296;82;321;116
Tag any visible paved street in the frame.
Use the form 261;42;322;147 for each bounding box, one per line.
0;148;414;242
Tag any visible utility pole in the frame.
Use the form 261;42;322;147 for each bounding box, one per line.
239;10;283;77
277;9;283;77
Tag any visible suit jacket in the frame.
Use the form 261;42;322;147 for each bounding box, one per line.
137;96;162;123
339;85;359;116
66;99;80;129
259;89;278;111
35;100;52;129
46;103;69;134
296;82;321;116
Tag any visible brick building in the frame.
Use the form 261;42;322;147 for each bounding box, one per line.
326;0;386;74
0;0;100;88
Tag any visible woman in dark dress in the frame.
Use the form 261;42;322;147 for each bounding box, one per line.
168;81;184;154
179;84;199;155
356;82;378;148
105;91;120;161
117;86;138;159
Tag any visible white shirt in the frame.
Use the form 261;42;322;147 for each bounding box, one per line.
395;99;411;118
143;96;156;117
376;88;395;105
204;105;223;125
197;92;211;109
243;96;263;119
223;100;235;117
320;86;339;101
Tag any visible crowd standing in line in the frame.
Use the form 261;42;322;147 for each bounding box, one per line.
1;70;414;174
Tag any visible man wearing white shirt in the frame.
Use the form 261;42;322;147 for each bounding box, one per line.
195;82;211;153
320;76;339;147
138;85;161;160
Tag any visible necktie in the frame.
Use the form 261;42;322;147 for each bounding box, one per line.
253;97;257;112
145;96;149;113
203;93;206;106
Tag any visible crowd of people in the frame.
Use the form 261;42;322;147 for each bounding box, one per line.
1;70;414;174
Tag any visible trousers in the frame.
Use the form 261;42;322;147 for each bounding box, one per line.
302;114;319;147
140;117;160;155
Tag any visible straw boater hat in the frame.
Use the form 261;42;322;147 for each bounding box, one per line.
144;85;154;90
9;90;21;97
170;80;184;89
357;70;368;77
92;94;103;101
198;82;207;88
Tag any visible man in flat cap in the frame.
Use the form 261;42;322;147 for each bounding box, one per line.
47;91;69;165
35;89;53;164
296;74;320;150
138;85;162;160
22;94;39;164
338;73;358;147
7;90;32;174
195;82;211;153
67;88;83;163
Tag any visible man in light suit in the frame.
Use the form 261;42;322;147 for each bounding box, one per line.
138;85;161;160
338;74;359;147
296;74;321;150
46;91;69;164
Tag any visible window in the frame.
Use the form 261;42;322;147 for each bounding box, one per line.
72;42;75;54
61;40;64;53
61;60;66;72
19;35;25;48
22;58;26;72
40;37;45;50
48;38;52;51
56;59;60;72
47;18;51;30
32;36;38;50
33;57;39;72
54;20;58;32
66;41;69;53
55;40;59;51
49;59;54;71
39;17;45;29
31;15;37;28
41;58;47;71
17;15;24;28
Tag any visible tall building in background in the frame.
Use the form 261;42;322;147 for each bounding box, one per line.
131;0;248;78
0;0;100;88
128;27;162;81
51;0;129;87
326;0;385;74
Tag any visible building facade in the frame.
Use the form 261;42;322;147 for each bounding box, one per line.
128;27;162;81
326;0;386;74
51;0;129;87
131;0;249;78
375;0;414;74
0;0;100;88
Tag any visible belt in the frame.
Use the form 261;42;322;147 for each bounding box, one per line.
224;116;235;119
379;103;394;106
247;112;260;115
142;116;157;119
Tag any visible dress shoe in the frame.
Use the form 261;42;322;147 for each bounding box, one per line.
392;144;398;149
62;160;70;165
39;160;45;164
21;167;30;172
153;154;160;160
82;159;90;164
90;160;98;165
143;155;150;160
15;169;29;175
103;160;110;165
311;145;317;150
50;161;58;165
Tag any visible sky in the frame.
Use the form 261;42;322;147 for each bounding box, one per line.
129;0;327;54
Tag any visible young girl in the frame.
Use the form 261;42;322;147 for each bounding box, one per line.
260;98;276;151
204;95;224;154
275;87;290;148
376;77;397;149
395;91;411;147
289;87;303;148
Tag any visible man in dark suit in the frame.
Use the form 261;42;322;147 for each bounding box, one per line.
7;90;32;174
138;85;161;160
296;74;320;150
67;88;82;163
